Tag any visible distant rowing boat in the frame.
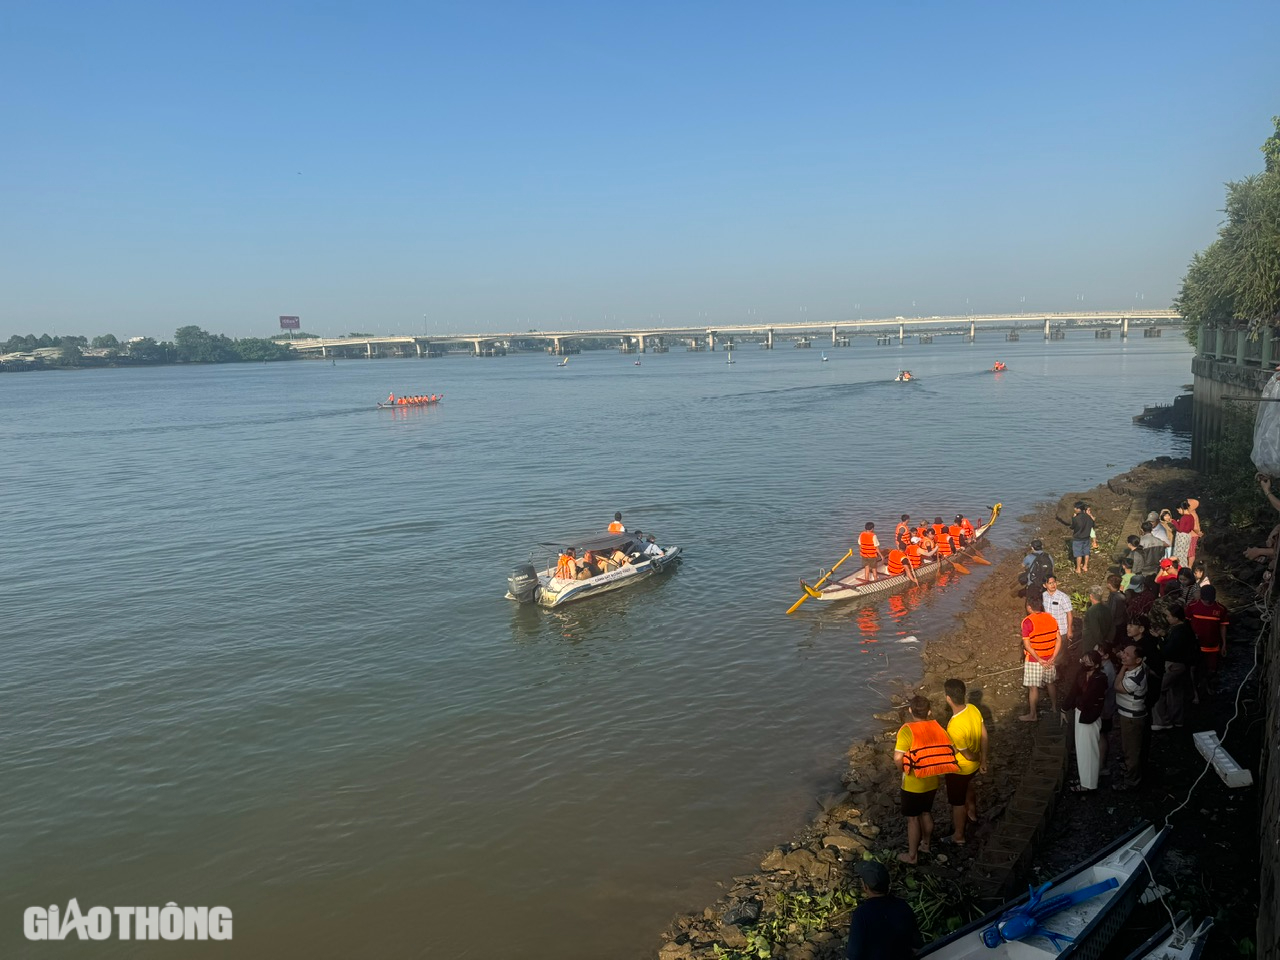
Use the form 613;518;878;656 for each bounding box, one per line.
377;396;442;409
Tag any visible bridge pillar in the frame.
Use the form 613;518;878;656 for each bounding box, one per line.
320;345;327;358
638;334;646;353
969;319;976;342
708;331;716;351
473;339;484;356
831;325;838;346
1043;318;1051;340
1121;316;1130;339
898;323;904;344
766;328;773;349
415;341;423;358
366;341;373;358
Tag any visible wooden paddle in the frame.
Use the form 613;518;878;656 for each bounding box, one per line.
951;561;971;575
786;549;854;615
967;552;992;566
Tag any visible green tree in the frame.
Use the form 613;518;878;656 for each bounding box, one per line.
36;333;54;348
126;337;173;362
3;334;36;353
233;338;294;361
1176;116;1280;346
174;325;237;362
91;334;120;350
57;340;83;364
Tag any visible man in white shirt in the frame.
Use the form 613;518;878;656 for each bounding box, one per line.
1042;575;1074;645
641;535;664;558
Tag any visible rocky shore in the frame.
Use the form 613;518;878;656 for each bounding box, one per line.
657;458;1263;960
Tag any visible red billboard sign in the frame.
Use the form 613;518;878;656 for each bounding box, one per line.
279;316;301;330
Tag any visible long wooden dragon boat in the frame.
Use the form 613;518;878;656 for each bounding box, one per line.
786;503;1001;614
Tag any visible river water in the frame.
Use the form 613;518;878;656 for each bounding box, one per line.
0;333;1190;957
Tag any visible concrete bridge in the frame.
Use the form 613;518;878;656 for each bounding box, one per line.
285;310;1181;358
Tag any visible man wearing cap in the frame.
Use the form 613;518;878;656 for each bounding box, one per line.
1126;574;1156;619
844;860;921;960
1138;519;1167;572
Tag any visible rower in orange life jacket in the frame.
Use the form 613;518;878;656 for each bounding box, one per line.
386;392;395;404
607;512;625;534
931;517;947;541
935;527;953;557
905;539;923;568
857;522;883;582
948;523;963;548
958;515;975;540
894;515;911;550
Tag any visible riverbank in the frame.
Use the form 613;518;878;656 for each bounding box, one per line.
657;457;1262;959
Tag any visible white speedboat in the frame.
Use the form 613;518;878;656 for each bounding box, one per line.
506;533;681;608
1122;913;1212;960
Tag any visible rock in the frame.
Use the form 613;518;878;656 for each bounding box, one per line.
761;847;787;871
659;943;693;960
857;824;881;839
779;848;819;875
719;925;749;950
822;833;866;854
703;908;715;920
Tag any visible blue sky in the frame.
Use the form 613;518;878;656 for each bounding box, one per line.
2;1;1277;339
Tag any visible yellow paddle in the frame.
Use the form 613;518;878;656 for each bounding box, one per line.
951;561;971;575
967;552;992;566
786;548;854;615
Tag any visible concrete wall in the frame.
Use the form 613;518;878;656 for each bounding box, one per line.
1191;323;1276;473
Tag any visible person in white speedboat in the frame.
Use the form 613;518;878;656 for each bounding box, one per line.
642;535;664;559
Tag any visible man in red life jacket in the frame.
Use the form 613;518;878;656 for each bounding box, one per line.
857;522;883;583
904;537;924;570
893;695;959;864
1020;595;1063;722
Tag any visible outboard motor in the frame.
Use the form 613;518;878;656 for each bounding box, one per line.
507;564;541;604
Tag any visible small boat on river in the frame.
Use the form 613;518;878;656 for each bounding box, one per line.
894;370;917;382
506;532;682;608
919;822;1168;959
377;395;442;409
788;504;1000;612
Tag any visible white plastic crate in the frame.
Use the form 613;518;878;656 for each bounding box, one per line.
1192;730;1254;788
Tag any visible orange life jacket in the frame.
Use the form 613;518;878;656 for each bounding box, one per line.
920;535;935;553
932;523;946;540
948;524;962;542
1023;612;1060;661
608;521;624;533
554;554;575;579
960;518;975;538
886;549;907;575
894;522;910;546
900;720;961;777
905;543;922;568
915;526;930;541
858;531;878;559
937;533;954;556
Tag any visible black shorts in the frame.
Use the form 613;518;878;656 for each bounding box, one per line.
1100;717;1114;735
944;771;974;806
900;787;938;817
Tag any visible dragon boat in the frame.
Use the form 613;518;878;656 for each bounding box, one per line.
787;504;1000;613
919;822;1168;959
377;396;442;409
505;532;681;608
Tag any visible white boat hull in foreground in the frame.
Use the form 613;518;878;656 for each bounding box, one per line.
920;822;1168;959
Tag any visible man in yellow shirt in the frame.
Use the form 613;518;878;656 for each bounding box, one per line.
939;678;989;847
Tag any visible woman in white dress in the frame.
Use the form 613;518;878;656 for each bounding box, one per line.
1062;649;1108;792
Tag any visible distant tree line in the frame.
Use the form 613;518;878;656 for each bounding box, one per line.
1175;115;1280;348
1;326;298;370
